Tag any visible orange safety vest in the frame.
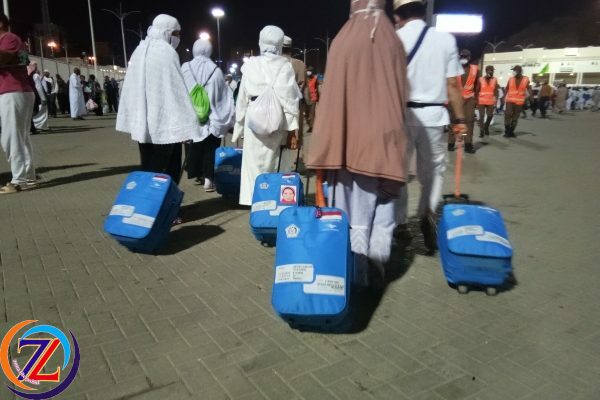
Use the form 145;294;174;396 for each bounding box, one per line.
478;77;497;106
460;65;479;100
308;76;319;103
506;76;530;106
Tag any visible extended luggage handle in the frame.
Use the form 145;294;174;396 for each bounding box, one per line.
446;126;470;203
277;145;301;174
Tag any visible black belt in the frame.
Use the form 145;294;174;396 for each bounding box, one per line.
407;102;445;108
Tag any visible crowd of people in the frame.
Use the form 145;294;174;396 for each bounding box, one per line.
1;1;599;285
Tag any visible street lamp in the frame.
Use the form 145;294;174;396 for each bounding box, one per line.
485;40;505;60
47;41;57;57
3;0;9;20
211;7;225;68
87;0;98;77
199;32;210;41
103;2;140;68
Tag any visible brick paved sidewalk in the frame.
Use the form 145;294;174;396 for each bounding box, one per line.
1;113;599;399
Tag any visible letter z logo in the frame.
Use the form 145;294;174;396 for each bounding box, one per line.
18;338;61;382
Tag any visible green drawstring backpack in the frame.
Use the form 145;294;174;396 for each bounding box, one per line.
189;66;217;124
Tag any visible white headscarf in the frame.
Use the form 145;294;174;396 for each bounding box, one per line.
116;14;201;144
147;14;181;43
193;39;213;58
259;25;284;55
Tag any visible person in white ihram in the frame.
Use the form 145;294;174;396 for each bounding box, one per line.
117;14;202;185
232;25;301;206
181;38;235;192
69;67;86;120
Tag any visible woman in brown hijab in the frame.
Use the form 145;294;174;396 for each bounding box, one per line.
306;0;408;287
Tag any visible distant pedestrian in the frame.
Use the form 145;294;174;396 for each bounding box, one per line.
304;66;319;132
28;63;49;131
88;74;103;116
539;81;554;118
69;68;86;120
43;70;57;117
0;14;37;194
117;14;201;184
181;38;235;192
232;25;301;206
104;76;118;112
449;49;478;154
530;81;541;117
592;87;600;111
56;74;69;114
504;65;530;138
555;83;568;113
477;65;499;139
282;35;306;144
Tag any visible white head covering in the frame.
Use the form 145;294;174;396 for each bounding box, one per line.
393;0;423;9
282;36;292;48
259;25;284;55
147;14;181;43
193;39;213;58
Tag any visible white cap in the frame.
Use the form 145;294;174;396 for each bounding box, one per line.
283;36;292;48
393;0;424;10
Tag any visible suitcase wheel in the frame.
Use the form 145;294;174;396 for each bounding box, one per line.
485;287;498;297
457;285;469;295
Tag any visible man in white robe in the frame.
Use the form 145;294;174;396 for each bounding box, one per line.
233;25;301;206
28;63;49;130
181;39;235;191
69;68;86;120
116;14;201;184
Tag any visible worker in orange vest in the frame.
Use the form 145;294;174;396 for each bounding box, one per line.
449;49;478;154
504;65;531;138
476;65;500;140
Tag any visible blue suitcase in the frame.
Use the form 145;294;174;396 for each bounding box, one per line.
272;207;353;328
250;173;304;246
214;147;242;199
104;172;183;254
438;204;514;295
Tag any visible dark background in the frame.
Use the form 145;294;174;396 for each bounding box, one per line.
4;0;596;69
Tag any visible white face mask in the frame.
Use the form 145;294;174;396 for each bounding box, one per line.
170;36;181;49
460;59;469;66
307;71;313;77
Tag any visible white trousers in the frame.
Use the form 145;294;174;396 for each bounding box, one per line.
397;125;447;224
328;170;403;286
0;92;36;185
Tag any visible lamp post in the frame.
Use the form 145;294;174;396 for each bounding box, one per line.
485;40;505;61
126;24;144;40
87;0;98;77
427;0;435;25
211;7;225;69
103;3;140;67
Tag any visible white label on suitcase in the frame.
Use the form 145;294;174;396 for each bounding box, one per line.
275;264;314;284
122;213;156;229
476;232;512;249
251;200;277;213
110;205;135;217
447;225;484;240
270;206;292;217
303;275;345;296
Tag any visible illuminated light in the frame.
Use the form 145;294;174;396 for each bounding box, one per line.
48;41;57;48
231;63;238;69
211;8;225;18
229;67;236;74
199;32;210;41
434;14;483;34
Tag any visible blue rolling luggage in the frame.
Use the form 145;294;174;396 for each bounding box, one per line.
272;206;353;328
250;172;304;246
438;204;513;295
104;172;184;254
214;147;242;199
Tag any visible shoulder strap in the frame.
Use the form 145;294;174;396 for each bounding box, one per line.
202;66;218;87
407;26;429;65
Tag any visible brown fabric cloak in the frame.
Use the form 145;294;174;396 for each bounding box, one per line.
306;0;409;183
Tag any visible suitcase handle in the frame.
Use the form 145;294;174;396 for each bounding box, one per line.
453;128;465;199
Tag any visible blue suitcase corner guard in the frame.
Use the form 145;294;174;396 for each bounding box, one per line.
104;171;184;254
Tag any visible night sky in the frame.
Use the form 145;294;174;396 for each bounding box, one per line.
4;0;590;68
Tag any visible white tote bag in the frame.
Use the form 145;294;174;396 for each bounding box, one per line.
246;65;286;136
